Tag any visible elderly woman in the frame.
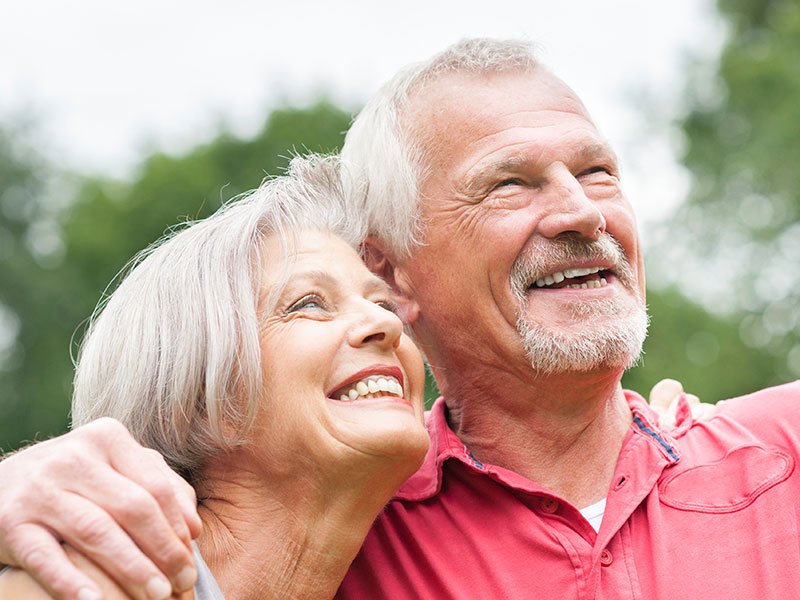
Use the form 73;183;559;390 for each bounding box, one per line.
0;155;430;599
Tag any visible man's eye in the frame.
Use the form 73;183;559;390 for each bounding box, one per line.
496;178;523;188
580;166;615;180
286;294;328;314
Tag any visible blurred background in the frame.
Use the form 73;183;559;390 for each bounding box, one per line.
1;0;799;451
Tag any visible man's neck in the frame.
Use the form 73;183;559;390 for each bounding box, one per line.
193;452;414;600
444;367;632;508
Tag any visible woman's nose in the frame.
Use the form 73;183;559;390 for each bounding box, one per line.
349;300;403;351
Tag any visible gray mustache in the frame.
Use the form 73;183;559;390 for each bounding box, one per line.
510;234;637;300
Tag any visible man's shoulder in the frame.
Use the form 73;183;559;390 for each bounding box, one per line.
709;380;800;447
718;380;800;415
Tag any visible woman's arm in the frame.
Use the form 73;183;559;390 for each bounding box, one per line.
0;566;56;598
0;546;195;600
0;547;128;599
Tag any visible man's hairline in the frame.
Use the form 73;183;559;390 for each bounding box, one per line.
381;63;551;259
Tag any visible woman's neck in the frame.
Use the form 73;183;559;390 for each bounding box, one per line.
193;451;419;600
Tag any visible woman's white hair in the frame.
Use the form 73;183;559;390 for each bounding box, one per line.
341;37;539;258
71;154;364;480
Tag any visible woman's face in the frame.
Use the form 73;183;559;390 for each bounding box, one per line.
255;230;429;468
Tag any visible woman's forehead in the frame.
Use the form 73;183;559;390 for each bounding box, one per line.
261;229;384;292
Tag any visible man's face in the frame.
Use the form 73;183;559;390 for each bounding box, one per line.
394;69;647;380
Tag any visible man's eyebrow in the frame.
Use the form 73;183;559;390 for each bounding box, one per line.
461;143;619;194
576;142;618;165
460;155;535;195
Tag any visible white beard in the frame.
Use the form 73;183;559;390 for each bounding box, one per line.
510;234;649;375
516;298;649;375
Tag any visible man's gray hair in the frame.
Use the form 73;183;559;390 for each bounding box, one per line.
341;38;539;258
71;155;363;480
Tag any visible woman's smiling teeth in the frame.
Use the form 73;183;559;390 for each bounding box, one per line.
533;266;608;289
335;375;404;402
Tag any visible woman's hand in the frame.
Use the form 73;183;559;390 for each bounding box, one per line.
648;378;717;426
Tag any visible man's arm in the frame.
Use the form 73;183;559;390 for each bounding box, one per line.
0;419;201;600
0;380;700;600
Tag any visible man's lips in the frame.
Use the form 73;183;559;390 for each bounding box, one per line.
529;264;615;291
327;365;406;402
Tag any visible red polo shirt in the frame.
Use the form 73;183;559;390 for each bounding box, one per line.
337;382;800;599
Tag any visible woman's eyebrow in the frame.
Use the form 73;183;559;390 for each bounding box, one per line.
264;270;339;311
364;274;393;295
284;270;339;289
281;270;390;297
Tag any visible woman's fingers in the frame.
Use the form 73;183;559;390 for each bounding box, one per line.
647;379;719;425
648;379;684;426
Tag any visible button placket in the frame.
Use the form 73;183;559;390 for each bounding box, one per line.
540;498;559;514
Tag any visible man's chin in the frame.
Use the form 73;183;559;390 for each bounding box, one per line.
516;308;649;376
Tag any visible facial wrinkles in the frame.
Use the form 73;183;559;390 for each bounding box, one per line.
421;182;486;243
456;132;617;212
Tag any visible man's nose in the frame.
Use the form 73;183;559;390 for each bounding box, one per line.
348;300;404;351
536;166;606;240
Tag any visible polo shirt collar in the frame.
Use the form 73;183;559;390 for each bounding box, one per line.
394;391;683;503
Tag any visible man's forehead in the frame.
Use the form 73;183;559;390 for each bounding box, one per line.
405;69;593;151
405;69;602;178
410;68;584;116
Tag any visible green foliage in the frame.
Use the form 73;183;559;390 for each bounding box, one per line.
623;287;780;402
652;0;800;387
5;9;799;451
0;102;352;451
0;121;73;448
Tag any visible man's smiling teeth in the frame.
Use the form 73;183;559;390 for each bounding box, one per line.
337;375;403;402
534;266;608;289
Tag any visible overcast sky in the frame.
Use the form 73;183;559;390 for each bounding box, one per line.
1;0;725;230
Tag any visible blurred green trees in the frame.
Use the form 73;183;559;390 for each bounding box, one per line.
0;121;69;448
631;0;800;397
0;103;352;450
3;0;800;451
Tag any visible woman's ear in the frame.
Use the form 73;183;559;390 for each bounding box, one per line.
361;236;420;326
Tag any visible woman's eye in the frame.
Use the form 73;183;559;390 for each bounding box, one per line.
286;294;328;314
376;299;400;315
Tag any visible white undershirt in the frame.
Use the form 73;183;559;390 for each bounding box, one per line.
579;497;607;532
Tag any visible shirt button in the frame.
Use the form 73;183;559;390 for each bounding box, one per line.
600;549;613;566
540;498;559;513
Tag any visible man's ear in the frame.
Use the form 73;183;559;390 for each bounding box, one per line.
361;236;420;326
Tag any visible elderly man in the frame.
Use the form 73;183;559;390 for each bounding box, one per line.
2;38;799;599
331;38;800;599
